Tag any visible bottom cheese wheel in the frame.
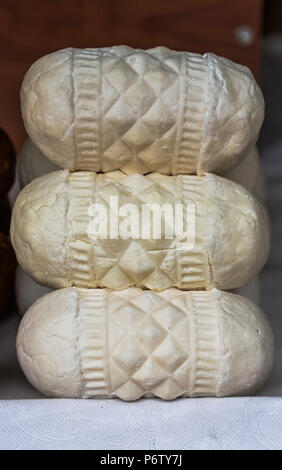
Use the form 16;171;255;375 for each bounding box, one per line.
17;287;274;400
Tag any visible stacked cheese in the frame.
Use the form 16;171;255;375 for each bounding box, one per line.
12;47;274;400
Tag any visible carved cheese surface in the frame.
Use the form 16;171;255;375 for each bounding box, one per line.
21;47;264;175
19;139;265;202
15;265;261;317
16;287;274;400
11;170;269;291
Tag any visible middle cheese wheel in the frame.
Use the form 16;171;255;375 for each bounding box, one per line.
11;170;270;291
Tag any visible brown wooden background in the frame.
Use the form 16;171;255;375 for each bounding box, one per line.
0;0;263;151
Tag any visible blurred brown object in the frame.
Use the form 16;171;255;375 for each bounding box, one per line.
0;197;11;235
0;0;263;152
0;128;16;198
0;232;16;319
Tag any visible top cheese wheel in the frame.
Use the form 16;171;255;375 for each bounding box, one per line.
21;47;264;175
11;170;270;291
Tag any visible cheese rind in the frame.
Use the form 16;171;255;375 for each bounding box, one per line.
11;171;69;287
18;139;265;201
21;47;264;175
11;170;270;291
15;266;261;316
16;287;274;400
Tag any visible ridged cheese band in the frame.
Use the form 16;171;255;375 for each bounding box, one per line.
16;287;274;400
18;138;265;201
11;170;270;291
21;47;264;175
15;265;261;316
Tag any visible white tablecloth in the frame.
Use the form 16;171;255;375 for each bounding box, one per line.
1;396;282;450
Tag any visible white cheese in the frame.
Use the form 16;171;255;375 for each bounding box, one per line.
16;287;274;400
